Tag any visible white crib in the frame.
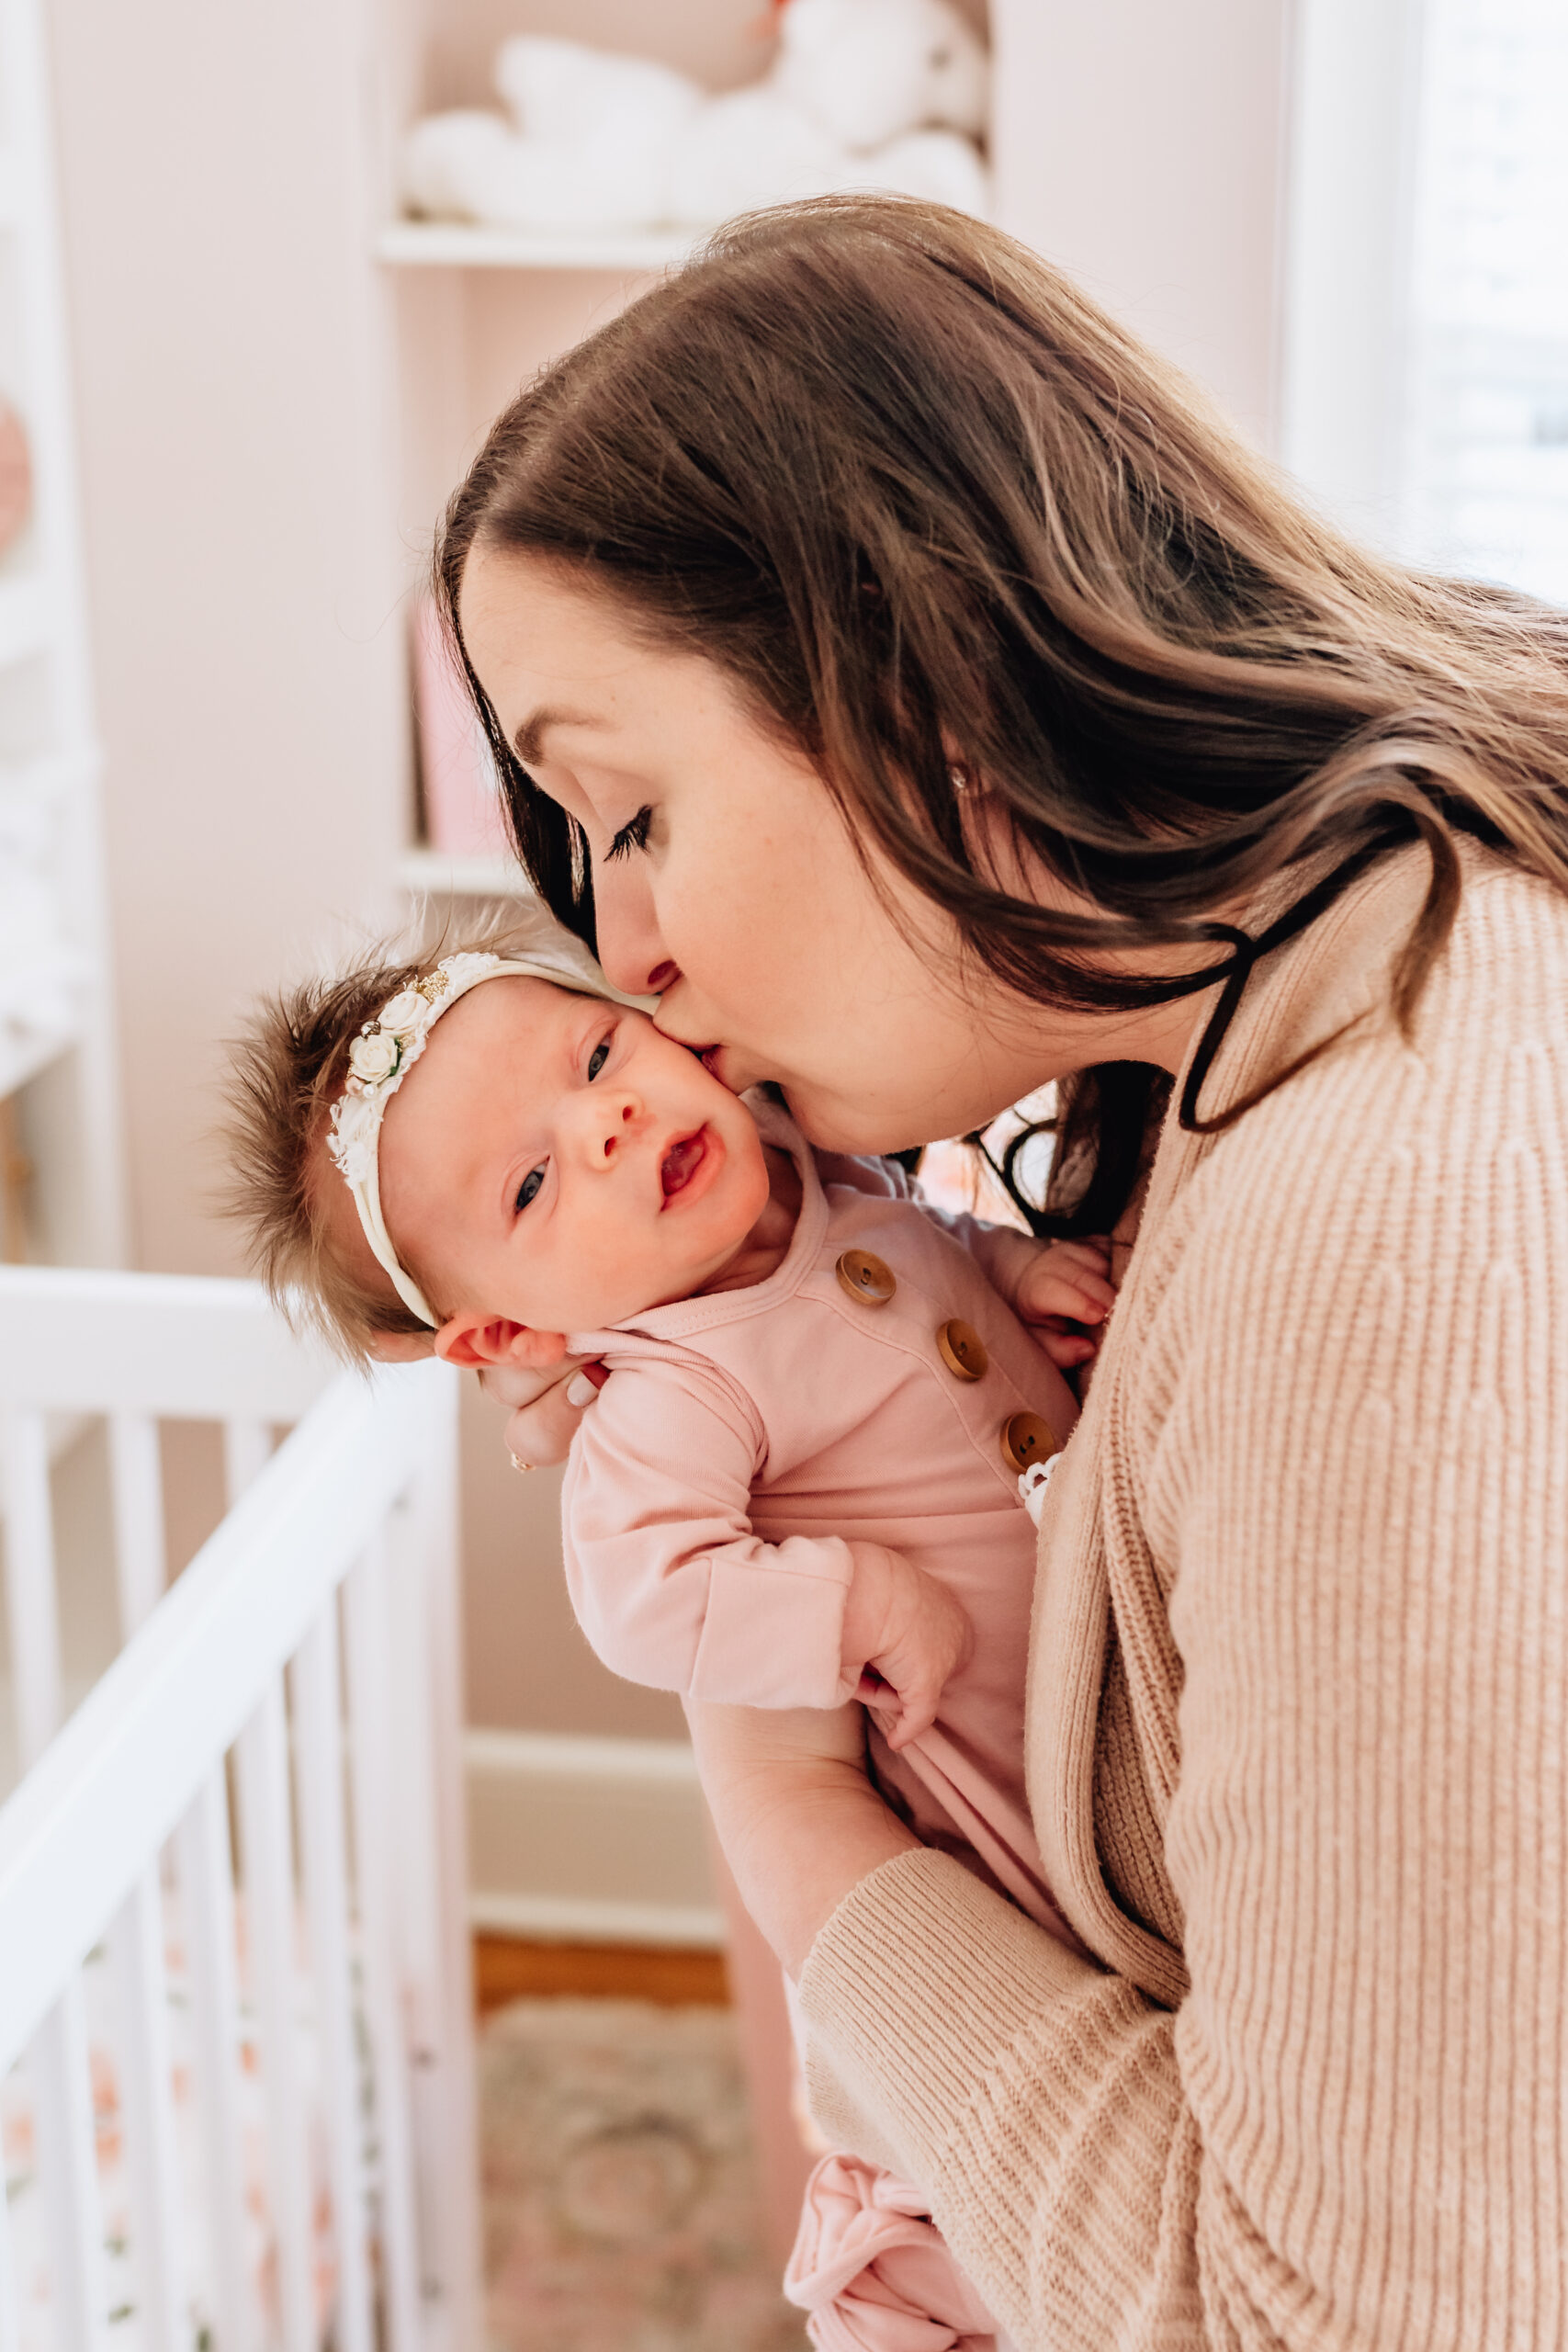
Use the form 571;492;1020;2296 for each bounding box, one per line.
0;1268;482;2352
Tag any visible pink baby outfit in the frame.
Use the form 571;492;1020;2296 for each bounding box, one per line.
560;1096;1081;1942
559;1098;1076;2348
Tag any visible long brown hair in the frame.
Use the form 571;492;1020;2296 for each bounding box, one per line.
435;196;1568;1231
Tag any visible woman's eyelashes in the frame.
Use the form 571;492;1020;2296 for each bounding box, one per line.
604;805;654;863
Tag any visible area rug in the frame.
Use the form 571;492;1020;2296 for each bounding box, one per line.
480;1996;807;2352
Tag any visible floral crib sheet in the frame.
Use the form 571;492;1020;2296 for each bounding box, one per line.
3;1899;355;2351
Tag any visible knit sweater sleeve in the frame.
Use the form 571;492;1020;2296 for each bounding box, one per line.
795;875;1568;2348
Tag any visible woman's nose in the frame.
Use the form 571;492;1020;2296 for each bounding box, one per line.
592;864;682;1000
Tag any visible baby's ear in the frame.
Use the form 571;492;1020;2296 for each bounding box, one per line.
434;1315;568;1372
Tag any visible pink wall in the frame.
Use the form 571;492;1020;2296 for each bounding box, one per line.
48;0;408;1280
993;0;1291;452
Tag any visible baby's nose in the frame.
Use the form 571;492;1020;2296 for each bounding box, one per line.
593;1094;642;1161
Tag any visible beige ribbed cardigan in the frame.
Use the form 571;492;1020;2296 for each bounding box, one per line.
797;843;1568;2349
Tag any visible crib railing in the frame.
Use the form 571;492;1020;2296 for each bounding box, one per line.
0;1269;481;2352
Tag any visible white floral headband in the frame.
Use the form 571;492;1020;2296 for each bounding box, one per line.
328;935;653;1329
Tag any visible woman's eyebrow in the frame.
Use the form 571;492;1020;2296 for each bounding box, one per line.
512;706;604;764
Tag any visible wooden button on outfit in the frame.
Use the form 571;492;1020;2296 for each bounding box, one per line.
1000;1411;1058;1474
835;1249;897;1306
936;1318;988;1381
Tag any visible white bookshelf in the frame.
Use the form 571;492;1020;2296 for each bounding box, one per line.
396;845;533;899
377;220;702;273
0;0;126;1266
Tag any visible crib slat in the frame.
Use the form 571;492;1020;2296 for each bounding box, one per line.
344;1542;424;2352
402;1430;484;2338
0;2164;22;2352
107;1868;188;2351
0;1407;62;1770
221;1419;272;1509
107;1411;166;1638
176;1770;251;2352
292;1609;374;2352
235;1682;314;2352
30;1984;106;2352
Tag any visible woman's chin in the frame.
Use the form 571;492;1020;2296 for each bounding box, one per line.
779;1084;924;1159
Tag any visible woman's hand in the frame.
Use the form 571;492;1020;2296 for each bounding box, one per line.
479;1355;608;1467
685;1699;920;1977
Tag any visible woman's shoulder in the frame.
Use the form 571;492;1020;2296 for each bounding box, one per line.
1128;852;1568;1377
1435;844;1568;1018
1228;845;1565;1165
1325;846;1566;1111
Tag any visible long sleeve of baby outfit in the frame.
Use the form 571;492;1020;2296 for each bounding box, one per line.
561;1351;906;1710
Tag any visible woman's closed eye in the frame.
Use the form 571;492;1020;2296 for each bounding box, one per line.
604;806;653;862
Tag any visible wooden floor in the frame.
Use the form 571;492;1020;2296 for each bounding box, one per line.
473;1932;730;2015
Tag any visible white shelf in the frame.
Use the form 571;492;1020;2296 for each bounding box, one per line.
0;575;49;667
397;846;534;898
376;220;704;272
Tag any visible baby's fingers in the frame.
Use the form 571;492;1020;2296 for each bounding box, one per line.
863;1670;943;1755
1036;1320;1102;1370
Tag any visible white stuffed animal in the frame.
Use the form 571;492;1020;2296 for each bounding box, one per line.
773;0;987;152
403;42;702;232
400;0;990;236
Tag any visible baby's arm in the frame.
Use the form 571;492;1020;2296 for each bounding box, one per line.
564;1355;968;1733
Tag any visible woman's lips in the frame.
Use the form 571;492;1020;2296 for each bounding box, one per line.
659;1125;722;1209
698;1045;748;1093
668;1035;756;1095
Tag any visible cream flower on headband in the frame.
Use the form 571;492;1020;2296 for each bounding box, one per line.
348;1029;400;1085
327;957;475;1192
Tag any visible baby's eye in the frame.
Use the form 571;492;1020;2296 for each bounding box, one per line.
604;806;653;862
587;1035;612;1082
513;1164;547;1215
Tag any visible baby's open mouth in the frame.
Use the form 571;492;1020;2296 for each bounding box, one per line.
660;1130;707;1199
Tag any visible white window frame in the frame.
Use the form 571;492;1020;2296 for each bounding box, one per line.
1277;0;1427;548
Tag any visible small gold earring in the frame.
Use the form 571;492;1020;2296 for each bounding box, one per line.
949;763;971;794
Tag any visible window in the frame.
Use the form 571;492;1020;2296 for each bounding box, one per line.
1281;0;1568;607
1402;0;1568;602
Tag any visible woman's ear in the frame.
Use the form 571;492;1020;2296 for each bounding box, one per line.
434;1315;569;1372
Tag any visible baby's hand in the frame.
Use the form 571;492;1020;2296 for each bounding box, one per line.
841;1550;972;1753
1011;1238;1116;1371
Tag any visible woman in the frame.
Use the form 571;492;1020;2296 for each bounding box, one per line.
436;199;1568;2346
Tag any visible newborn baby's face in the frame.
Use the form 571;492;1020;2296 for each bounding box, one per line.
376;976;769;1338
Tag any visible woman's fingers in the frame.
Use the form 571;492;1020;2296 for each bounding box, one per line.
481;1357;608;1469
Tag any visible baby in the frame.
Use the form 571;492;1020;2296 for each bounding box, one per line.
229;919;1109;1907
226;917;1111;2338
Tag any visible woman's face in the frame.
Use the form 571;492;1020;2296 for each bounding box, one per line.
460;549;1092;1152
